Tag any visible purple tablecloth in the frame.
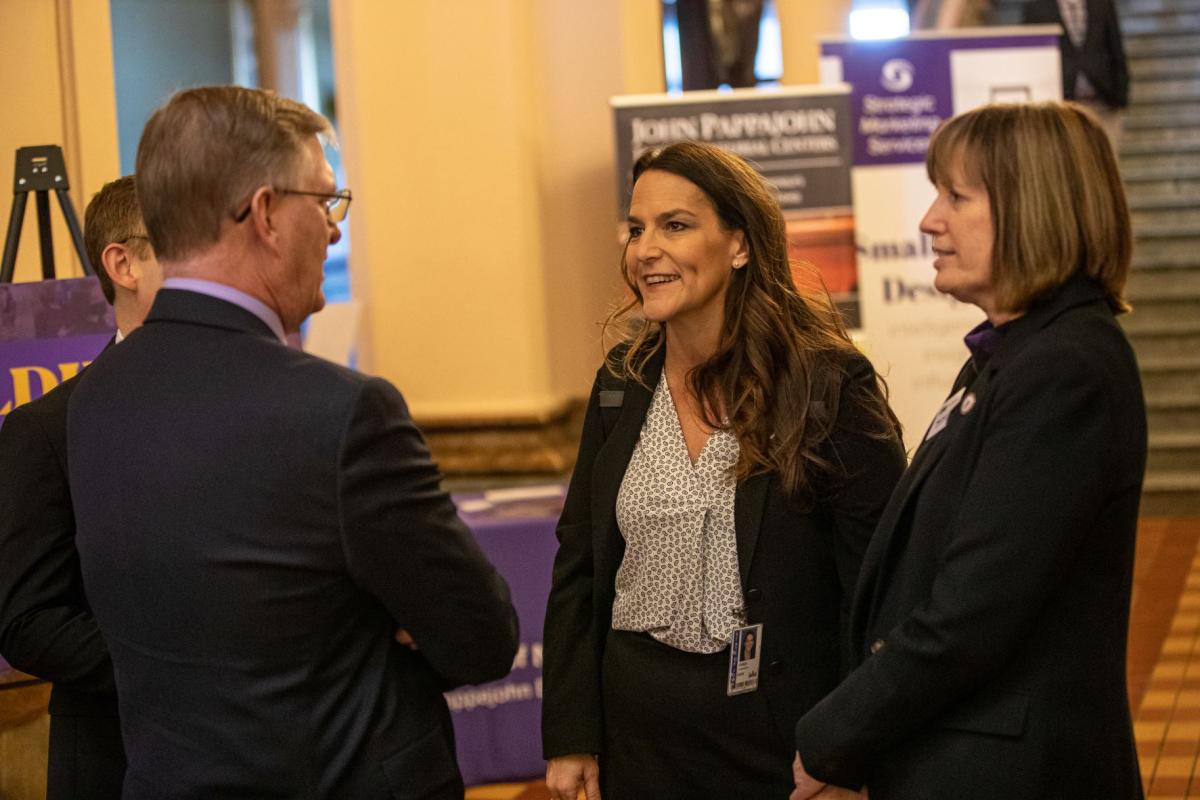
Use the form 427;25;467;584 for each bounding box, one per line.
448;488;563;785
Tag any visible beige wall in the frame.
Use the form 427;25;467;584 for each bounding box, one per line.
777;0;854;85
0;0;119;283
0;0;846;424
330;1;662;421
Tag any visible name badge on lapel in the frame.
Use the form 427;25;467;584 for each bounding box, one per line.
598;390;624;407
924;386;965;443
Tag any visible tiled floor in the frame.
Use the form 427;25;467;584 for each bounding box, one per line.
1135;518;1200;799
468;517;1200;800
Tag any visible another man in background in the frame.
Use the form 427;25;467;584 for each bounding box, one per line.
67;86;518;799
0;175;162;800
1024;0;1130;145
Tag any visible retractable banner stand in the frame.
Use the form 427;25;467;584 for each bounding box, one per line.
0;277;115;428
819;26;1061;447
612;86;861;326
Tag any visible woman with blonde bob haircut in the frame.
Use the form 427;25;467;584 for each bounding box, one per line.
541;141;905;799
791;102;1147;800
928;101;1132;314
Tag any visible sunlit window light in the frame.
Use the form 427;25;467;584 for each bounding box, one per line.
755;0;784;82
849;7;911;40
663;1;684;94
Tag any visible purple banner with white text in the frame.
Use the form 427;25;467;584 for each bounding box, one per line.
0;278;115;425
821;29;1062;167
818;26;1062;444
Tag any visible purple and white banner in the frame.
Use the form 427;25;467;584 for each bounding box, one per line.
820;26;1061;445
0;278;115;426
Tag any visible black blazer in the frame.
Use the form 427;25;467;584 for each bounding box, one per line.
1024;0;1130;108
795;276;1146;799
67;289;519;800
0;364;125;799
542;341;906;758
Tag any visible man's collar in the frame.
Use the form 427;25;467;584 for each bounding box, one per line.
161;277;287;344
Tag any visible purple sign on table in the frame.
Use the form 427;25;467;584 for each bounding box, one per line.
448;490;563;785
1;277;115;425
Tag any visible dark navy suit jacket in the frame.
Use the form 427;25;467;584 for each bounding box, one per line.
796;276;1146;799
68;289;518;799
0;362;126;800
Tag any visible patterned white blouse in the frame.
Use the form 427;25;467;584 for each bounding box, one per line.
610;372;746;654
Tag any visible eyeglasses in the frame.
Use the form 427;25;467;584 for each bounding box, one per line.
280;188;353;223
120;234;151;244
232;187;353;224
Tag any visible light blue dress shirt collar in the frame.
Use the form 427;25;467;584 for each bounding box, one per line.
161;277;288;344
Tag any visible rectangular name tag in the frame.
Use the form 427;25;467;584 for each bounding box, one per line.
924;386;965;443
598;390;624;407
727;624;763;696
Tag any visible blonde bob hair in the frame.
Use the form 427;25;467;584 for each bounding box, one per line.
926;102;1131;314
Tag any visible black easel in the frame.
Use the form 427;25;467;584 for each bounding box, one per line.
0;145;94;283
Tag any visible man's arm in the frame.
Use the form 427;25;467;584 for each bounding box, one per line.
337;378;518;688
0;400;116;694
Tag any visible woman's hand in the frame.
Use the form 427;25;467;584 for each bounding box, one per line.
791;753;868;800
790;752;826;800
545;753;601;800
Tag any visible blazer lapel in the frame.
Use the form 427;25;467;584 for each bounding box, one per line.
735;472;771;589
590;346;662;579
851;278;1108;647
584;340;786;590
851;365;981;639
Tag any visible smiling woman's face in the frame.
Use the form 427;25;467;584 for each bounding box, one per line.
624;169;746;337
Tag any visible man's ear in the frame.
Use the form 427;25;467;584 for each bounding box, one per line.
246;185;282;250
100;242;137;292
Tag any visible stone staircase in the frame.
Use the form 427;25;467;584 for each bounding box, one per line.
1119;0;1200;515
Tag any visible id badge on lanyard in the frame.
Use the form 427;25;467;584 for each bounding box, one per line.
727;624;763;696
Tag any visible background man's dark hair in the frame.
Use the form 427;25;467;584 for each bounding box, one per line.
83;176;147;304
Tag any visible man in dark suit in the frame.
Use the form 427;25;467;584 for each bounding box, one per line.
1024;0;1130;144
67;85;518;799
0;175;162;800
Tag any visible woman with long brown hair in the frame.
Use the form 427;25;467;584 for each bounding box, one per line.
542;141;905;798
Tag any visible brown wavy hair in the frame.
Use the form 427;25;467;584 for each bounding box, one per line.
605;141;900;503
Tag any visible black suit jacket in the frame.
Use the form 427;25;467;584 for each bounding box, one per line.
796;276;1146;799
68;289;519;799
0;360;126;799
1024;0;1130;108
542;341;906;758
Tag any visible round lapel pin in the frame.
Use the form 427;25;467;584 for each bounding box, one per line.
960;392;977;414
